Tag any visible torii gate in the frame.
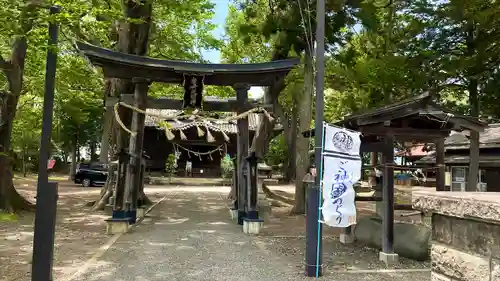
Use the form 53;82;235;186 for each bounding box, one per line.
76;41;299;233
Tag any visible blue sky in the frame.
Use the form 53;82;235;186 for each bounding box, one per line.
201;0;265;98
201;0;230;63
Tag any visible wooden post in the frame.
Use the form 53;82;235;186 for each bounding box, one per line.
113;149;129;218
235;83;250;225
232;158;238;210
380;134;398;265
125;78;150;223
435;138;446;191
246;153;259;219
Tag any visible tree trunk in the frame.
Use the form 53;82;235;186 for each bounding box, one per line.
69;143;77;180
23;146;27;177
138;184;152;206
99;85;113;164
92;0;153;210
467;78;479;192
0;2;39;213
90;140;96;161
290;51;313;215
0;95;34;212
466;26;479;192
275;103;296;183
76;142;81;162
249;49;290;158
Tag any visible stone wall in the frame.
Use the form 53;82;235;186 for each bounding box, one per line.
413;191;500;281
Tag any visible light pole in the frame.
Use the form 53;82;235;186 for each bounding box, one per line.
305;0;325;277
32;5;60;281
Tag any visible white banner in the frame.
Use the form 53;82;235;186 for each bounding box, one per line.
323;124;362;156
321;124;361;228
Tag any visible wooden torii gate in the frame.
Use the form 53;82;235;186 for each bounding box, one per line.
76;41;299;232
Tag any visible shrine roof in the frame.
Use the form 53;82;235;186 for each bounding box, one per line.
76;41;300;86
302;92;487;138
339;92;485;131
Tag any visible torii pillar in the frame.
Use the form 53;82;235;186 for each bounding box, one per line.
124;78;151;224
234;83;250;225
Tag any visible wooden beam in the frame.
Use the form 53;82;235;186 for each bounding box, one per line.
359;125;450;138
360;142;385;153
381;135;395;255
106;95;272;112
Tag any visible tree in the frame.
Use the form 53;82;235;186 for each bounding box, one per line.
11;94;42;176
234;0;379;214
91;0;221;210
0;0;47;212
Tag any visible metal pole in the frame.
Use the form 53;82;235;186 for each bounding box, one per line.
305;0;325;277
32;6;60;281
36;5;60;189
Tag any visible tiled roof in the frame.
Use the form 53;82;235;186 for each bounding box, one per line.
444;123;500;149
417;153;500;164
416;123;500;164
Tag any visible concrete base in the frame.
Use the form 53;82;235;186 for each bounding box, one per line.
339;233;355;244
105;218;130;235
243;218;264;235
229;209;238;222
379;252;399;266
136;208;146;219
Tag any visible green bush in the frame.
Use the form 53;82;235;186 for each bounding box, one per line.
221;154;234;180
165;154;177;182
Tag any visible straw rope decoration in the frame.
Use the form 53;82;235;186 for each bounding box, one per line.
113;101;274;142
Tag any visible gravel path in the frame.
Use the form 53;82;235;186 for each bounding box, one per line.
77;189;429;281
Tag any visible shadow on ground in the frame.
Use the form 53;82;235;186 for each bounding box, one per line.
74;188;429;281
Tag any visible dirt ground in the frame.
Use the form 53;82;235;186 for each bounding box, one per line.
259;184;430;276
262;184;424;237
0;174;165;281
1;176;429;281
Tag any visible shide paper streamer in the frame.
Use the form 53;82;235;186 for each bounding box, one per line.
321;124;361;228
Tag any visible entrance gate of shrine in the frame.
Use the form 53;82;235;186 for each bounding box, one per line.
77;41;299;228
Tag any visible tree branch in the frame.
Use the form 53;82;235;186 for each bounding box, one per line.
0;54;7;69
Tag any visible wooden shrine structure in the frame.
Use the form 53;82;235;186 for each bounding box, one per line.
142;100;283;177
76;41;299;231
303;92;486;265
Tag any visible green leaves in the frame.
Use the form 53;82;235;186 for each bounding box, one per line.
0;0;226;165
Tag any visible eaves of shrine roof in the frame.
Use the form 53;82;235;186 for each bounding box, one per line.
339;92;486;132
76;41;300;86
302;92;487;138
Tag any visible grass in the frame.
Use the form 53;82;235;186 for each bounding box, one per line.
13;173;67;182
0;211;18;222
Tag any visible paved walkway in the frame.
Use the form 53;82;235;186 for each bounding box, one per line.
76;188;428;281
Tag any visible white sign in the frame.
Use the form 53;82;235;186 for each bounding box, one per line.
321;123;361;228
323;124;362;156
